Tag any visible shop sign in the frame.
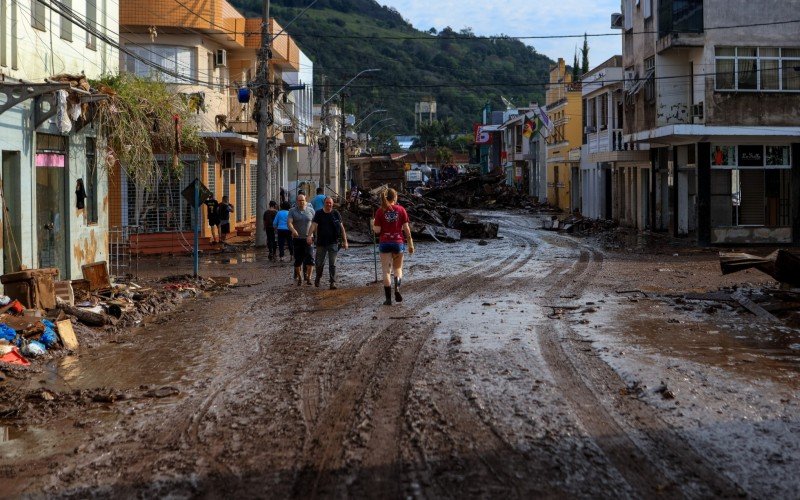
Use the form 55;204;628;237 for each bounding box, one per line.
738;145;764;167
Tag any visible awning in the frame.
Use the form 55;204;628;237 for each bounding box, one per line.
627;68;654;96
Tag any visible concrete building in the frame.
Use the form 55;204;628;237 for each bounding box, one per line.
580;56;650;222
116;0;302;248
615;0;800;245
0;0;118;278
500;105;547;196
546;58;583;212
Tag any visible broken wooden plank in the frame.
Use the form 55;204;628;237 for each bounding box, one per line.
731;291;781;324
56;320;79;350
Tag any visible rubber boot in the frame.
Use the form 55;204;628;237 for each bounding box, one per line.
394;276;403;303
304;265;313;285
294;267;302;286
383;286;392;306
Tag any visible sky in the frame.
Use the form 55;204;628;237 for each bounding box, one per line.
378;0;623;67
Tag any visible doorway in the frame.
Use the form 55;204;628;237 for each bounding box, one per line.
36;162;68;277
2;151;22;274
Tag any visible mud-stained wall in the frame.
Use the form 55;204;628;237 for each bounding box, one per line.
706;90;800;127
67;134;109;279
712;227;792;245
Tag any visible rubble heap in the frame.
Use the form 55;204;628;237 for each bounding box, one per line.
423;172;550;210
349;186;500;242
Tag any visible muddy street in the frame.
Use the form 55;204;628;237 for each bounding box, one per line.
1;211;798;498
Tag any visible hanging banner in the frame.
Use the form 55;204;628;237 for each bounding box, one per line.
35;153;65;168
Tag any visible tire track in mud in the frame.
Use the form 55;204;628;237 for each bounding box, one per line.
291;219;542;498
535;232;744;497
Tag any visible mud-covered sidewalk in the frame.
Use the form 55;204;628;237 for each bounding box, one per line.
0;211;798;498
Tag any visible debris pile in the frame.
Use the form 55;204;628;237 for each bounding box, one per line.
541;214;618;235
423;172;550;210
720;250;800;287
665;285;800;328
0;263;233;372
350;186;500;242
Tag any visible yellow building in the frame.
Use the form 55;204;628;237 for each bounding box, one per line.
546;58;583;212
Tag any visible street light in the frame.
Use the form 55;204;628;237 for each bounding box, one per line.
365;117;395;136
321;68;381;107
354;109;387;129
319;68;381;196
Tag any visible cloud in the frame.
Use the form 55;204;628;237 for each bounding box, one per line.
380;0;622;65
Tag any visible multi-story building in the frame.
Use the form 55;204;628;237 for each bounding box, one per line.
0;0;118;278
115;0;304;247
615;0;800;245
580;56;650;222
500;105;546;196
545;58;583;212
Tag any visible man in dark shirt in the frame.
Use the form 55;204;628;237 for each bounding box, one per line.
307;197;349;289
217;196;234;244
204;197;220;244
263;200;278;260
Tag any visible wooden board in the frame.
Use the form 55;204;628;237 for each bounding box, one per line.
81;261;111;291
56;320;79;350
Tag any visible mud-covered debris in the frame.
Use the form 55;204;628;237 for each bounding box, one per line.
145;386;180;399
39;390;55;401
720;249;800;286
655;384;676;400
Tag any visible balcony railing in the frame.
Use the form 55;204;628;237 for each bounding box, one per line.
587;128;625;154
658;0;703;38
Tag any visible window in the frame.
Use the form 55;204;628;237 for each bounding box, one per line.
599;93;608;129
86;138;98;224
644;57;655;101
60;0;72;41
715;47;800;91
86;0;96;50
643;0;652;18
31;0;45;31
709;144;792;228
125;45;198;84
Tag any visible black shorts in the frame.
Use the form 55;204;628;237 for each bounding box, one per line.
209;218;220;227
220;223;231;234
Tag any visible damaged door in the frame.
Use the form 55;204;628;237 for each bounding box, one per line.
35;135;69;278
2;151;22;273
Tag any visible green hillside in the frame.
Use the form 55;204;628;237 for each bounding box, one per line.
230;0;554;134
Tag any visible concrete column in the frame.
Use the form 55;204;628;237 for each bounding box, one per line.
697;142;711;246
792;143;800;244
672;147;679;236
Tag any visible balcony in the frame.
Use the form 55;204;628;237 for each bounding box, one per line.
657;0;704;53
587;128;650;163
227;95;256;135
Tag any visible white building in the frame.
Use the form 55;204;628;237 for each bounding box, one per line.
616;0;800;245
0;0;118;278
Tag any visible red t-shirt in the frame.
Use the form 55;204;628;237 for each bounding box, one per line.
375;205;409;244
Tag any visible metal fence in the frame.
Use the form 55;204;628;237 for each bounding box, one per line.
108;225;140;278
124;159;200;233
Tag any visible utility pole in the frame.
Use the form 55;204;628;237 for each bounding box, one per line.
324;98;331;195
339;91;347;200
319;75;326;190
255;0;272;247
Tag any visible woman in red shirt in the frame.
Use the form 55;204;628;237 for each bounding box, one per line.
373;188;415;305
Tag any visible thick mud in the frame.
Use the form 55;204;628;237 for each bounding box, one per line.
0;211;798;498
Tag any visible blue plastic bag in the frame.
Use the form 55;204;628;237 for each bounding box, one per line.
42;319;57;330
39;326;58;348
0;324;15;343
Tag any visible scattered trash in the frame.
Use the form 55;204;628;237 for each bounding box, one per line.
720;250;800;287
145;386;180;398
0;347;30;366
20;340;46;358
56;320;79;350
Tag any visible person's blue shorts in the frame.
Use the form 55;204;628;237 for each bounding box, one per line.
379;243;406;254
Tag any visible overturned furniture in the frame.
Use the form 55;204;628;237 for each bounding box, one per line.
719;250;800;287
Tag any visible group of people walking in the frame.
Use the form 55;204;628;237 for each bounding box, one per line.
262;188;350;290
261;187;414;305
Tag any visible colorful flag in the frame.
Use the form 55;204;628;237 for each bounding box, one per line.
535;105;553;137
522;118;535;139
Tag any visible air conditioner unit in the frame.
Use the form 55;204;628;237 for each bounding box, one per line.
584;125;597;134
610;13;624;29
623;70;636;91
215;49;228;68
